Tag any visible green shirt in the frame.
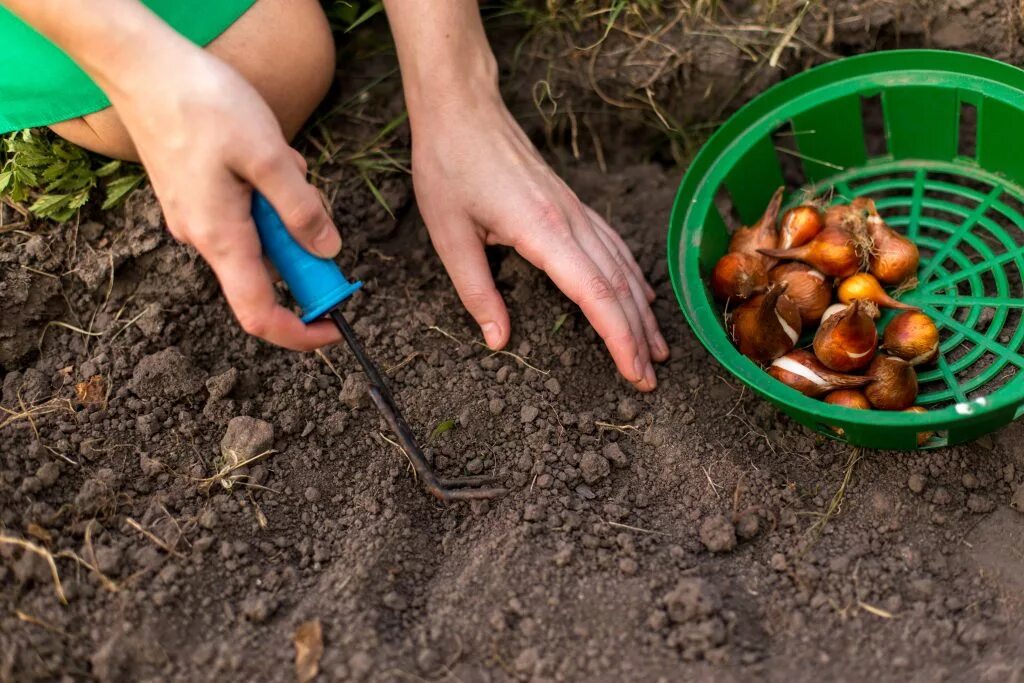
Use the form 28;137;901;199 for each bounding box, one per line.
0;0;257;133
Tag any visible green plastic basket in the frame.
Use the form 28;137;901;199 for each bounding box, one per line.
668;50;1024;450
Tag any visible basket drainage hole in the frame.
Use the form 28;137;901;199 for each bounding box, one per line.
861;94;887;158
958;102;978;159
921;430;949;448
772;120;806;188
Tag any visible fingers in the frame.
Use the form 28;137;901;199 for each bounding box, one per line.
236;143;341;259
201;223;341;351
566;218;656;391
517;219;650;391
585;206;656;303
585;209;669;363
432;218;511;350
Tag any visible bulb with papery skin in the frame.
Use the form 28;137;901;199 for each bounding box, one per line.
852;197;920;285
779;204;824;250
710;252;768;302
729;187;784;268
837;273;919;311
768;349;872;397
865;355;918;410
813;299;879;372
769;262;832;326
761;202;874;277
729;283;802;363
825;389;872;410
883;311;940;366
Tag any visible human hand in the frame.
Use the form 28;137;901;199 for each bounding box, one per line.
105;41;343;351
410;93;669;391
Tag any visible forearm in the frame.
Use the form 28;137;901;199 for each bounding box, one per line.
381;0;501;123
0;0;187;98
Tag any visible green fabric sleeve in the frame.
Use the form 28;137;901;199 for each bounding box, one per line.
0;0;258;133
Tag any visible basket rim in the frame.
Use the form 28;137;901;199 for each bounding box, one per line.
667;49;1024;437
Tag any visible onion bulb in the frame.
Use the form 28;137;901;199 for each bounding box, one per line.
778;203;824;250
768;263;832;325
768;350;872;397
883;311;940;366
758;205;871;278
837;273;919;311
813;299;880;372
905;406;934;445
729;283;802;363
865;355;918;410
729;187;784;268
710;252;768;302
853;197;920;285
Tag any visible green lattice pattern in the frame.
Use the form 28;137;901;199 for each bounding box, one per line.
818;161;1024;407
668;51;1024;450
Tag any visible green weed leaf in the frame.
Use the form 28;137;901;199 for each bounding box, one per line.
429;419;457;441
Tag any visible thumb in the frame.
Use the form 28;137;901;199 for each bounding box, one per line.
433;223;510;349
239;144;341;259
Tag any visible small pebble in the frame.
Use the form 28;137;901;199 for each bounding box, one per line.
579;451;610;484
617;397;641;421
966;493;994;514
488;398;505;415
304;486;321;503
699;515;737;553
907;473;926;494
962;473;979;490
521;404;540;424
769;553;788;572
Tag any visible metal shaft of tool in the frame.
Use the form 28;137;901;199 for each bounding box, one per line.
328;309;506;502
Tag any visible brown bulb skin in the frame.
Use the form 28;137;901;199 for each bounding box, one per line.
825;389;872;410
852;197;920;284
883;311;940;366
769;263;832;326
730;284;802;364
837;273;919;311
779;204;824;250
729;187;784;268
758;216;868;278
711;252;768;302
813;300;879;372
767;349;871;397
865;355;918;410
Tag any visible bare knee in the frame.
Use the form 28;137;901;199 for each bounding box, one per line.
209;0;336;140
49;108;138;161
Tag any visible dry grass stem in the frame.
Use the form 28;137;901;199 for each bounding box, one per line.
858;601;895;619
125;518;183;558
0;535;67;604
378;431;417;481
197;449;277;491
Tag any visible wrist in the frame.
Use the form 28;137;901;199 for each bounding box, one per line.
402;42;502;122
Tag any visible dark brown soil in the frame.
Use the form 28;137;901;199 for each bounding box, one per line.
3;2;1024;682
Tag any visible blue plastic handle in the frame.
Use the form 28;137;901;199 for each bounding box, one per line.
251;192;362;323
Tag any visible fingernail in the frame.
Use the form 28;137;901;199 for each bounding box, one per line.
633;355;646;383
656;333;669;358
313;225;341;258
482;322;501;349
645;363;657;390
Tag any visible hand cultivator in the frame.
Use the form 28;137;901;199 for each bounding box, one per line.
252;193;506;502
